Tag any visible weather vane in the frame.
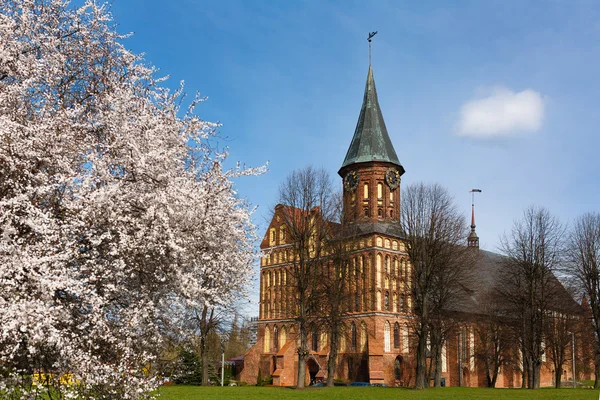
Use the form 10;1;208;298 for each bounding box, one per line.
368;31;378;66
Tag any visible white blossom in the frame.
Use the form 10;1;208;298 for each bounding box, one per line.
0;1;264;398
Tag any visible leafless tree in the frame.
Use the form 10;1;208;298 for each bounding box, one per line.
565;212;600;387
313;192;363;387
473;290;513;388
400;183;474;389
544;311;574;388
276;166;337;389
499;206;565;389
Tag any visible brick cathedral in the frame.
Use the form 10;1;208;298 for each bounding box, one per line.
238;64;585;387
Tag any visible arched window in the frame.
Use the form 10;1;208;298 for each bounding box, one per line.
264;326;271;353
351;322;357;351
399;294;405;312
394;323;400;349
393;258;398;275
273;325;279;352
402;324;409;351
393;293;397;312
385;291;390;310
376;290;382;311
384;321;391;352
280;327;287;349
280;226;286;243
376;254;382;287
363;183;369;199
377;182;383;199
384;256;390;274
360;322;368;351
394;357;403;381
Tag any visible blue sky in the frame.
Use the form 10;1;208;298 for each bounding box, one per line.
107;0;600;313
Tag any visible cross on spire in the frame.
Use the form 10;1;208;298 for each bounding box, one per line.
368;31;377;66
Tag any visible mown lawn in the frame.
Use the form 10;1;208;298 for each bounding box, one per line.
155;385;599;400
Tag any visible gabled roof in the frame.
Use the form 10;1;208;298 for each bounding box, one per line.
340;66;404;173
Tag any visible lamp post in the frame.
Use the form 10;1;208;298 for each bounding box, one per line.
568;331;576;389
220;338;226;387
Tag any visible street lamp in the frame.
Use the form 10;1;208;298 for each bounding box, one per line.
568;331;576;389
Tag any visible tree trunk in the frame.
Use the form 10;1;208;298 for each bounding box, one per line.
433;347;442;387
327;327;339;387
554;368;562;388
297;324;308;389
201;340;209;386
415;327;428;389
490;369;498;388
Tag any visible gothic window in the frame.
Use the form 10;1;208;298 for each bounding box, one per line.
270;228;276;245
384;321;391;352
360;322;368;351
264;325;271;353
351;322;357;351
399;294;405;312
280;226;286;243
402;324;409;351
273;325;279;352
394;323;400;349
376;254;382;287
385;255;390;273
393;293;397;312
385;291;390;310
393;258;398;275
394;357;402;381
460;327;467;361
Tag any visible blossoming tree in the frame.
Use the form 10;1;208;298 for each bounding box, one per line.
0;1;262;398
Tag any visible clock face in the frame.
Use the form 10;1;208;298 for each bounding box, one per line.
344;171;359;191
385;168;400;189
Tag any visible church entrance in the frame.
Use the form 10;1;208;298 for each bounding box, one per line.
307;358;320;385
394;356;404;386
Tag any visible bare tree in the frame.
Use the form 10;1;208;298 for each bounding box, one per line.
544;311;574;388
566;212;600;387
473;291;513;388
499;206;565;389
314;193;362;387
276;166;337;389
400;183;473;389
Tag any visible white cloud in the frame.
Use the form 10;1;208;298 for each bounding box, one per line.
457;87;544;139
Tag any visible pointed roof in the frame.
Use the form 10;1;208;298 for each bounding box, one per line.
340;66;404;173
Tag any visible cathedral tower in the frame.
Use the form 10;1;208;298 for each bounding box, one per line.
338;66;405;228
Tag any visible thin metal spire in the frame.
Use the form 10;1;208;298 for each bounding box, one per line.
368;31;378;66
469;189;482;248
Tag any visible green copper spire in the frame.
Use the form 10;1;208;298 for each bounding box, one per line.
340;66;404;173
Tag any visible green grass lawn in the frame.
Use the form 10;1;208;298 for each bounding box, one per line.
155;385;599;400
